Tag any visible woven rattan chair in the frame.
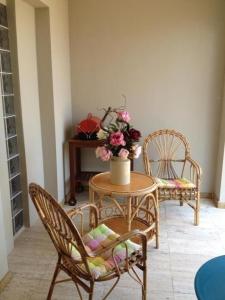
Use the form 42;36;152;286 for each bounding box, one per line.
143;129;202;225
29;183;147;300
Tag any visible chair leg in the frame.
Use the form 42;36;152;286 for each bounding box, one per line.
142;261;147;300
194;194;200;226
155;189;159;249
88;282;94;300
47;260;61;300
180;193;184;206
155;210;159;249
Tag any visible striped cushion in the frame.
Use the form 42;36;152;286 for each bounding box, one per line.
71;224;141;279
155;177;195;189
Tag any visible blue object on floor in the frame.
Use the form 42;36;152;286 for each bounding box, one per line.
195;255;225;300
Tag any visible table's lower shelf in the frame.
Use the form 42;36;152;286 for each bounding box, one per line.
99;216;156;244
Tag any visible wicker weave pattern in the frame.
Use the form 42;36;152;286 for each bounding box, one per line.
29;183;148;300
143;129;201;225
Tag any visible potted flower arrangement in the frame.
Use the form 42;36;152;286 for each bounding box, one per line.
95;106;142;185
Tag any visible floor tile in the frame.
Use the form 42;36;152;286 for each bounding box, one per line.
1;197;224;300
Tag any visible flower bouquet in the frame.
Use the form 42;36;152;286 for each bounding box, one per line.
95;107;142;162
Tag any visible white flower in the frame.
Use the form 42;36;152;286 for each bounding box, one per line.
132;145;142;159
95;146;112;161
97;129;109;140
118;148;129;159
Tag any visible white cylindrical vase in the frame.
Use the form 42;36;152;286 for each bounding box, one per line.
110;157;130;185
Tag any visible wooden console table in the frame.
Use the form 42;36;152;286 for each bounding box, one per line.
68;138;104;205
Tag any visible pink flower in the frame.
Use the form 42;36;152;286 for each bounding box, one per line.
117;111;131;123
118;148;129;159
110;131;126;146
96;146;112;161
132;145;142;159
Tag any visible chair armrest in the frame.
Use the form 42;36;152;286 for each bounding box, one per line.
186;156;202;187
67;203;99;229
90;229;147;259
186;157;202;176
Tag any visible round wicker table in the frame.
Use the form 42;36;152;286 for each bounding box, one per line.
89;172;159;247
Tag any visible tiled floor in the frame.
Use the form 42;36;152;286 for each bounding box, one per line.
1;196;225;300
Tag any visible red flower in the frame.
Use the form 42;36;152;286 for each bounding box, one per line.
129;129;141;141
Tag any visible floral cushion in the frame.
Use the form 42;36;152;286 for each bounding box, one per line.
155;177;195;189
71;224;141;279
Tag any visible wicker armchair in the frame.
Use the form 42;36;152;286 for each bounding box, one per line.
143;129;202;225
29;183;147;300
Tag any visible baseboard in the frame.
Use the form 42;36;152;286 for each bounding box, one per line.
217;202;225;208
0;271;12;292
200;192;213;200
212;193;225;208
212;192;218;207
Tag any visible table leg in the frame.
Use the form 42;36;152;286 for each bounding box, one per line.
89;187;95;228
127;196;132;232
155;188;159;249
133;196;139;218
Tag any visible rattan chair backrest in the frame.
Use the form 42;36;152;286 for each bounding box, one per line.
143;129;190;179
29;183;87;260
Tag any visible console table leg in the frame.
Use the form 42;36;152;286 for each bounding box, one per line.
68;196;77;206
69;142;76;206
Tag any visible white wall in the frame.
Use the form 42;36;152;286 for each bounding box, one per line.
15;0;45;225
10;0;71;227
23;0;73;201
14;0;72;219
41;0;72;200
69;0;225;193
215;82;225;201
35;7;58;198
0;0;72;282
